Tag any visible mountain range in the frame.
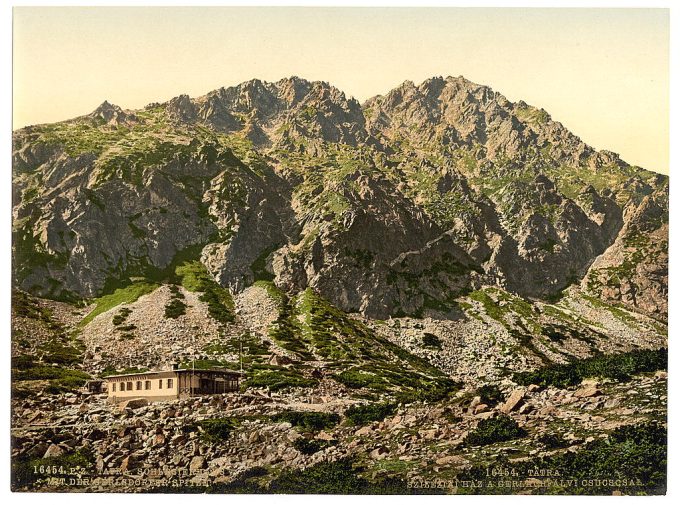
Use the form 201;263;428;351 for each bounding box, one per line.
12;75;668;321
11;75;669;494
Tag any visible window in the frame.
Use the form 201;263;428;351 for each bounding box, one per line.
167;378;173;388
127;381;133;390
136;381;142;390
112;383;116;392
145;380;151;390
159;379;163;389
120;382;125;391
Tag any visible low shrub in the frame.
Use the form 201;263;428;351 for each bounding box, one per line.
245;368;317;392
334;369;388;390
11;384;33;399
164;298;187;319
293;438;336;455
266;458;440;494
196;418;240;443
176;261;235;323
200;290;235;323
513;348;668;388
271;411;340;432
394;379;460;404
345;402;397;426
112;307;132;326
12;364;90;385
537;433;569;449
115;324;137;332
100;366;148;377
38;340;83;365
179;358;237;370
456;421;666;495
422;333;442;349
206;466;270;494
476;384;504;407
464;414;527;447
12;355;35;370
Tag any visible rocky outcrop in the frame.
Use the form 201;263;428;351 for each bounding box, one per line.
272;170;475;317
87;101;137;126
583;186;668;320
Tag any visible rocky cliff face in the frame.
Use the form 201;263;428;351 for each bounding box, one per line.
583;186;668;320
12;76;667;320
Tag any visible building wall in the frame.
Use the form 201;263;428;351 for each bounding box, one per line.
177;371;240;396
107;373;178;402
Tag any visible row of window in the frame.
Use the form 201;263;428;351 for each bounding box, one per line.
111;378;173;392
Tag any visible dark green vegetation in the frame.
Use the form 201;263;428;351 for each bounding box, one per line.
164;284;187;319
13;290;63;330
13;291;85;366
476;384;504;407
100;366;149;377
178;358;236;370
190;298;290;390
463;414;527;447
195;417;240;443
206;458;438;494
80;282;158;326
513;348;668;388
267;289;312;358
11;291;89;393
12;362;90;394
271;411;341;432
262;287;457;399
75;254;234;328
167;459;439;494
112;307;132;326
537;432;570;450
250;246;277;282
293;438;337;455
110;306;139;339
244;363;318;392
204;331;270;358
265;458;435;494
422;332;442;349
457;421;666;495
344;402;397;426
176;261;234;323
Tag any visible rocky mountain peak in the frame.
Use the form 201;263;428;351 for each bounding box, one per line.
275;76;313;106
363;76;605;167
87;100;134;126
166;94;198;123
419;75;448;96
